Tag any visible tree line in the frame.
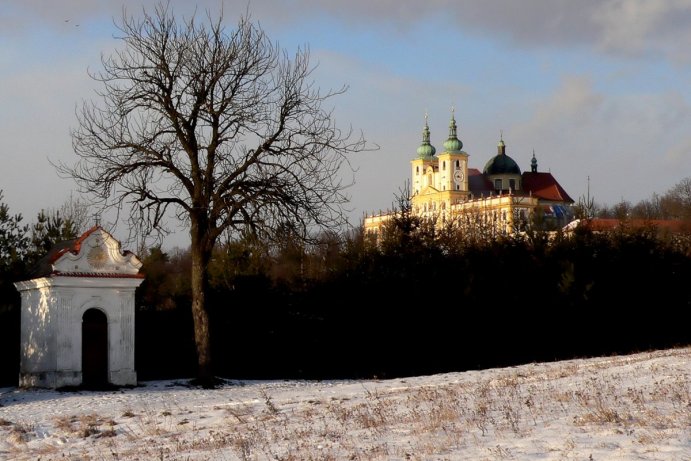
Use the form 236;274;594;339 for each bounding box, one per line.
134;191;691;381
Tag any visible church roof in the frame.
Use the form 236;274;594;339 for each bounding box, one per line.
522;172;574;203
467;168;494;195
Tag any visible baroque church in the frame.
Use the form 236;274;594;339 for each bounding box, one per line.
364;111;574;237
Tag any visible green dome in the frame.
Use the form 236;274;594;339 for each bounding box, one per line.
443;111;463;153
417;142;436;158
483;153;521;175
416;116;436;158
483;135;521;174
443;138;463;152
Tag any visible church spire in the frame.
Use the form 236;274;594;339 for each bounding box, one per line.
497;130;506;155
531;150;538;172
443;106;463;153
416;112;436;158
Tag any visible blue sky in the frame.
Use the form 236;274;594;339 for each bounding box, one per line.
3;0;691;248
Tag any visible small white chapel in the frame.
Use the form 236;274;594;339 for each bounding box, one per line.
14;226;143;388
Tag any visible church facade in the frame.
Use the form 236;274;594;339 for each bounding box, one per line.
364;112;574;238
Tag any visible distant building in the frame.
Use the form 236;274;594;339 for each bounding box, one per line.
364;112;574;238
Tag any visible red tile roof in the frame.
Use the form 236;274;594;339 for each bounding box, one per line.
45;225;101;264
522;172;574;203
467;168;494;195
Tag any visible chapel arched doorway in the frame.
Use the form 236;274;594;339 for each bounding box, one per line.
82;308;108;387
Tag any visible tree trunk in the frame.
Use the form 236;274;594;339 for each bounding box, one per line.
190;219;214;387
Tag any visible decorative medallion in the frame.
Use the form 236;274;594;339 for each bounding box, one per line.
87;246;108;269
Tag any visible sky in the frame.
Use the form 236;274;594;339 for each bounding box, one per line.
0;346;688;459
3;0;691;248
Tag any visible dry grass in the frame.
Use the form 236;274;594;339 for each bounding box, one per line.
52;413;118;439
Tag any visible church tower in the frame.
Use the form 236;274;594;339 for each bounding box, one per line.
411;110;471;220
411;114;437;198
436;109;469;197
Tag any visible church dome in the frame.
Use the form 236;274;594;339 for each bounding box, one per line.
443;137;463;153
483;136;521;174
417;141;436;158
483;154;521;175
416;116;436;159
443;110;463;153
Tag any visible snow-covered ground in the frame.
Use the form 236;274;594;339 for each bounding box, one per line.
0;347;689;460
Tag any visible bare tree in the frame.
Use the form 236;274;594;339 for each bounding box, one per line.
57;193;92;235
663;177;691;220
611;199;632;221
58;4;366;385
631;194;663;220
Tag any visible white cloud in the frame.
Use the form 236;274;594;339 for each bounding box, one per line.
593;0;691;62
294;0;691;65
530;76;604;130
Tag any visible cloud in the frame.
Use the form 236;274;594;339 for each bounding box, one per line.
289;0;601;44
294;0;691;64
7;0;691;64
509;75;691;206
0;0;299;34
509;76;605;162
593;0;691;62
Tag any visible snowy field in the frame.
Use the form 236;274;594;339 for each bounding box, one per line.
0;347;689;460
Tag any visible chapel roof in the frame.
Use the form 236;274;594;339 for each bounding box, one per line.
28;226;142;279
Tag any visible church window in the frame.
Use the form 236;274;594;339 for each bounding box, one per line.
509;179;516;191
442;161;446;171
494;179;502;190
416;166;420;175
456;184;460;191
455;160;460;168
